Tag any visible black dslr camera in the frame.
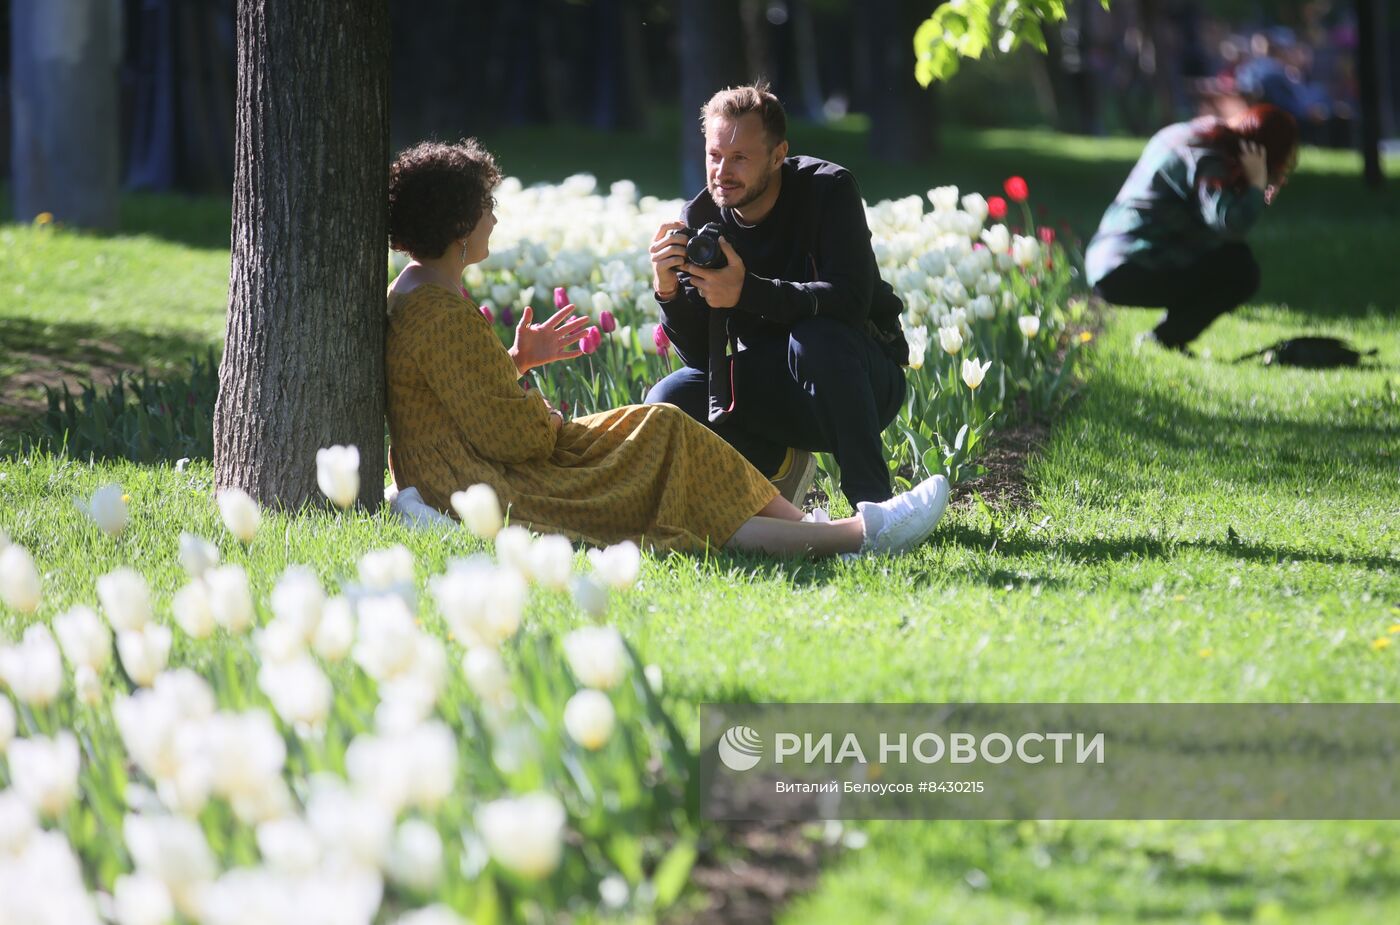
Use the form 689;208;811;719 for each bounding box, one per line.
682;222;728;269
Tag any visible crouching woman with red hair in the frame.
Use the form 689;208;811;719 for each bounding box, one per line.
1086;104;1299;351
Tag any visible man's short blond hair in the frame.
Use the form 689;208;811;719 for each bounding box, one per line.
701;82;787;148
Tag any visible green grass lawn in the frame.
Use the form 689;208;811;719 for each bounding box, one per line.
2;123;1398;922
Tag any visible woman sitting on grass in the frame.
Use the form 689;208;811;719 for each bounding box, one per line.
384;139;950;558
1086;103;1299;352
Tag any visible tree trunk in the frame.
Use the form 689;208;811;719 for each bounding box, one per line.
215;0;389;509
1356;0;1385;187
9;0;121;228
863;0;939;163
677;0;744;193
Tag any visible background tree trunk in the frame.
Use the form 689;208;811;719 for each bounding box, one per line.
215;0;389;508
863;0;939;163
677;0;744;194
9;0;121;227
1356;0;1385;187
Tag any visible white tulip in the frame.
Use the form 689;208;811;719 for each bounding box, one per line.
113;873;175;925
563;688;615;750
177;532;220;578
171;580;216;639
53;604;112;671
74;665;102;706
88;483;129;536
118;623;172;687
587;540;642;589
0;625;63;706
529;534;574;589
270;565;324;641
0;695;14;752
1011;235;1041;268
306;779;394;870
430;560;526;649
961;356;993;390
123;813;218;917
205;564;254;634
980;224;1010;253
217;488;261;544
353;594;420;681
1019;314;1041;338
960;192;988;227
258;656;332;728
0;543;41;615
494;524;533;572
387;819;444;891
358;545;415;591
451;483;504;540
391;906;467;925
903;325;929;371
943;279;969;307
313;595;355;661
0;787;35;854
0;830;101;925
255;817;322;875
926;185;959;212
970;295;996;320
200;710;287;805
938;325;964;355
97;566;154;631
9;731;81;817
644;663;664;694
916;248;948;278
316;444;361;509
570;574;609;619
476;792;566;879
346;722;456;813
562;625;627;690
463;648;510;706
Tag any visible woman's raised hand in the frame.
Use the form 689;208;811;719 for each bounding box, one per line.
1239;140;1269;192
510;303;591;375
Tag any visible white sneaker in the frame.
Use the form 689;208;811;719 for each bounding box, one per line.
856;475;950;556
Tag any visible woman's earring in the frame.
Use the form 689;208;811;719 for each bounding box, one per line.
460;239;470;263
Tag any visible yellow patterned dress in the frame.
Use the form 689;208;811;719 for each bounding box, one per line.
385;284;778;551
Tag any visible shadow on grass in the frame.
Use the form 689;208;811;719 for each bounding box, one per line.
938;523;1398;575
0;315;219;445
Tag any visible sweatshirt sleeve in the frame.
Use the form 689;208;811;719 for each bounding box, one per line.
413;295;557;464
1195;154;1266;239
734;170;875;326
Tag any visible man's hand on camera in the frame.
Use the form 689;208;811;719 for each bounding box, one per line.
684;237;745;309
649;222;690;299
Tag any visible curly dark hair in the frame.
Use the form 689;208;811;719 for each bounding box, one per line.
388;139;502;260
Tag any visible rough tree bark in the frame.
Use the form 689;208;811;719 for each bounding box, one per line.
863;0;940;163
678;0;745;193
9;0;121;228
1356;0;1385;188
214;0;389;508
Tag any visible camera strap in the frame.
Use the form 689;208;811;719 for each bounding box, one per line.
706;310;738;424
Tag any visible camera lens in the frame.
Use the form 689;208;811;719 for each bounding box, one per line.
686;235;718;267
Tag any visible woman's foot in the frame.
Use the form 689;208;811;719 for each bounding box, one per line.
856;475;950;556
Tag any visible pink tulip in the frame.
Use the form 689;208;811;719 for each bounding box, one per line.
599;310;616;333
580;326;601;354
480;303;495;324
652;325;671;357
553;287;569;310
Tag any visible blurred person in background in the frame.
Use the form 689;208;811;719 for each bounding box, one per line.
1086;104;1299;352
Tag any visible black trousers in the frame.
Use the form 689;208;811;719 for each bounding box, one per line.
645;317;906;505
1093;242;1260;348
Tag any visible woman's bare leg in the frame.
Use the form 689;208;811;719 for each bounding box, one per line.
725;515;864;557
755;495;806;522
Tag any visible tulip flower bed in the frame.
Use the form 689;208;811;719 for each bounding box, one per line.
402;172;1084;497
0;474;704;925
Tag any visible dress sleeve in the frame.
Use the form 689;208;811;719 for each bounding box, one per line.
413;294;557;464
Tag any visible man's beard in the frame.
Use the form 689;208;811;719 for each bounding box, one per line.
711;169;773;211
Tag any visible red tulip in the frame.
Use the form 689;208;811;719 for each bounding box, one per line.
599;310;616;333
1038;227;1055;244
987;196;1008;220
553;287;570;310
1004;176;1029;202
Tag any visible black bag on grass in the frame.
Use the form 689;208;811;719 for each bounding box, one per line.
1233;336;1378;369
